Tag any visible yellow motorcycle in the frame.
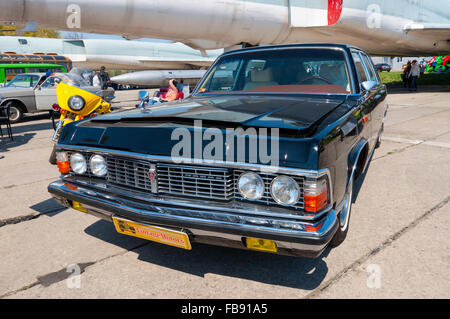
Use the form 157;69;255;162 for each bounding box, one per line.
49;81;112;164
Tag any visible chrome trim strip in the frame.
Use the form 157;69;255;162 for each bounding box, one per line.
149;163;157;193
63;176;332;222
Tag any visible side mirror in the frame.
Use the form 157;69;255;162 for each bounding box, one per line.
361;81;378;91
139;90;150;102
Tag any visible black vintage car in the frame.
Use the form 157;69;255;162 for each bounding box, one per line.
374;63;392;72
48;44;388;258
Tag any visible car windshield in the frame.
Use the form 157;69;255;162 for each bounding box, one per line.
41;73;90;89
196;48;352;94
6;74;41;88
57;72;91;87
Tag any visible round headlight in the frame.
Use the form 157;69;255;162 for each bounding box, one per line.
70;153;87;174
90;155;107;177
271;176;300;205
68;95;86;111
238;172;265;200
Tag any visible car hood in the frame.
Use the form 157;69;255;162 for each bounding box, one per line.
91;94;347;131
59;94;351;169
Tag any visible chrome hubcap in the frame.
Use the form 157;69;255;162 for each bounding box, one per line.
9;106;20;122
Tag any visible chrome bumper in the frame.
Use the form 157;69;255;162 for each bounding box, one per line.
48;179;341;258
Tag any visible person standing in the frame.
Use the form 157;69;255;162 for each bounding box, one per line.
403;61;412;88
408;60;421;92
419;61;426;75
92;72;101;87
401;64;407;86
98;66;111;90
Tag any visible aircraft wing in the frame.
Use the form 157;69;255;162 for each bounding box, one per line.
138;57;215;68
404;23;450;39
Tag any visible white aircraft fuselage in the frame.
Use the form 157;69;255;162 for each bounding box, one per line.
111;70;207;87
0;36;222;71
0;0;449;56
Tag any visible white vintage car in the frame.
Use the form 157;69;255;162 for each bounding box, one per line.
0;71;115;123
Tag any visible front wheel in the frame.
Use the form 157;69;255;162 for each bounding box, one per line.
330;177;353;247
7;102;24;124
49;143;57;165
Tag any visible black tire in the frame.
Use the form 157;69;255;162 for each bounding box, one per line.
330;177;353;247
6;102;24;124
49;143;57;165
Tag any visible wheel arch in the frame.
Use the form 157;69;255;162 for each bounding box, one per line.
1;98;28;113
347;139;369;188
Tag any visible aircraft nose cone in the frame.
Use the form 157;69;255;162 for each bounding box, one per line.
110;74;131;85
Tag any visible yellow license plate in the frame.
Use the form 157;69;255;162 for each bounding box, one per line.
112;217;191;250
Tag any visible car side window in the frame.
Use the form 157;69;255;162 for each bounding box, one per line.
361;54;379;83
41;77;56;89
351;51;369;83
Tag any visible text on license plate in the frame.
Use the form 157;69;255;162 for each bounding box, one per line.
112;217;191;250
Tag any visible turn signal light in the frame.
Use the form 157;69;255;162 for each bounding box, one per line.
57;161;70;174
305;221;325;233
56;151;70;174
245;238;278;253
304;178;329;213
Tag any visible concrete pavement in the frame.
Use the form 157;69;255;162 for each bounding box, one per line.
0;89;449;299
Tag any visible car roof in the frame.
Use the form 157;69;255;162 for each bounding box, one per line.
222;43;364;55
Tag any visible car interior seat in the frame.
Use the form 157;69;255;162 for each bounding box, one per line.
243;68;278;91
320;64;349;90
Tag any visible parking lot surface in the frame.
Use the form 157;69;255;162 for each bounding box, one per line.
0;88;449;298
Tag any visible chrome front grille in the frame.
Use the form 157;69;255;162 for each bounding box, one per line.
107;157;154;192
157;164;233;201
